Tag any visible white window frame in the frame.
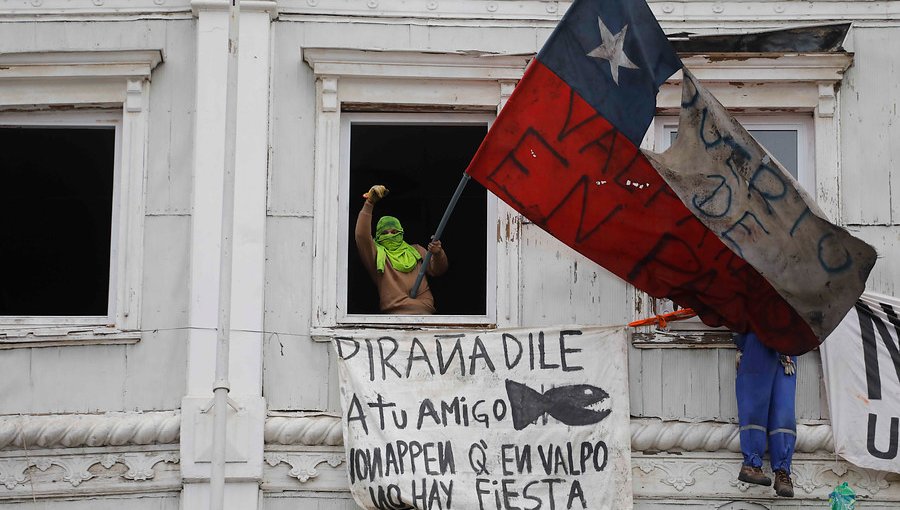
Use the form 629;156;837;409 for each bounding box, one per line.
655;114;816;194
303;48;530;334
338;112;497;326
0;110;123;327
0;50;161;349
633;52;852;347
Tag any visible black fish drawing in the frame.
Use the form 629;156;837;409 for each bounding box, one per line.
505;379;611;431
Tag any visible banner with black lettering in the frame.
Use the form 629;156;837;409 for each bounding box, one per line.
334;326;632;510
821;292;900;473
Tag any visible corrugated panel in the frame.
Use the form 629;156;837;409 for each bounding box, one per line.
841;27;900;225
147;20;196;215
632;346;826;422
124;330;187;411
267;24;317;217
628;345;643;416
518;224;630;327
636;348;664;418
142;216;191;329
28;344;127;413
0;349;32;413
120;215;190;410
263;217;329;410
851;225;900;297
796;351;824;421
717;349;738;421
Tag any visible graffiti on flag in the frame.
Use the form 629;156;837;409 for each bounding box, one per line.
334;326;632;510
821;292;900;473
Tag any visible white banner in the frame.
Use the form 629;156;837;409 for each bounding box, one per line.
821;292;900;473
334;326;632;510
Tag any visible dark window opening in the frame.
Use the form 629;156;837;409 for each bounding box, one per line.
0;126;116;316
347;123;488;316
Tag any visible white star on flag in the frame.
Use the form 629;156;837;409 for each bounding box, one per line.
587;17;640;85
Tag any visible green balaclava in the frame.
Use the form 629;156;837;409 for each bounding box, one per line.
374;216;421;273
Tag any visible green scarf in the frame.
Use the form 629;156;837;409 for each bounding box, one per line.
374;216;421;273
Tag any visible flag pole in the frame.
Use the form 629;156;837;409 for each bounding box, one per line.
409;173;471;298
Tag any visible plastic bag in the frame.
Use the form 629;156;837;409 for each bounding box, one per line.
829;482;856;510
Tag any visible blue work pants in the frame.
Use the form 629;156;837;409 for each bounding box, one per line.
735;331;797;473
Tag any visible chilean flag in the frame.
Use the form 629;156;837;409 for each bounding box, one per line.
465;0;877;355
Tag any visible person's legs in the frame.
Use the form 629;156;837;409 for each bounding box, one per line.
768;355;797;472
735;331;779;485
769;355;798;497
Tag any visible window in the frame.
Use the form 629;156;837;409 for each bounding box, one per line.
304;48;529;332
342;115;491;319
656;114;815;193
0;50;161;348
0;112;119;319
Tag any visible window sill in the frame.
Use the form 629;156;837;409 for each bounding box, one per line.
311;321;497;343
631;329;735;349
0;326;141;349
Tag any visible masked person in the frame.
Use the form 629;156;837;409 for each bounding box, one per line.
734;330;797;498
355;185;448;314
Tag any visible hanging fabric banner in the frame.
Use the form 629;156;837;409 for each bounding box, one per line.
334;326;632;510
821;292;900;473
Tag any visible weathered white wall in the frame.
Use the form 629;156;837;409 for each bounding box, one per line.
0;19;193;413
2;4;900;510
0;496;179;510
841;26;900;228
841;26;900;300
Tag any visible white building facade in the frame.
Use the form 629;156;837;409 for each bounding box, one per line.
1;1;899;509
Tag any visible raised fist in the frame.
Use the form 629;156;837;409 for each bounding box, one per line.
363;185;389;204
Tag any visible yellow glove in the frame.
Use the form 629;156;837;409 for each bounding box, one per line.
363;185;389;204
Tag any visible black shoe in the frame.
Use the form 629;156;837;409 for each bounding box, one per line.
774;469;794;497
738;464;772;486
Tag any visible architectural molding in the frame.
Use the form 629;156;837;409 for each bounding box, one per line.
0;412;180;451
0;414;835;471
632;418;834;454
633;452;899;503
0;327;141;350
263;451;343;483
0;446;180;499
190;0;277;18
261;414;835;453
258;447;898;504
261;447;348;493
264;415;343;447
1;0;900;25
276;0;900;24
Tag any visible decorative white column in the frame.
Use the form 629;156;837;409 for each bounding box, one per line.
182;2;276;509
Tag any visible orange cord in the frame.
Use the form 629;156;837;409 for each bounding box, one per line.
628;308;697;328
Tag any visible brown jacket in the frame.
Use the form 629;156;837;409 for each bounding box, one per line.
355;201;448;314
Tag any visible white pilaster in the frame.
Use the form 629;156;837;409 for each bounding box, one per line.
183;1;276;508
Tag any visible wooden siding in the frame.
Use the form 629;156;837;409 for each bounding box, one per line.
629;346;828;422
842;27;900;226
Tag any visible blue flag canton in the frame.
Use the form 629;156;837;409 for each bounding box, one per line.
537;0;682;146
